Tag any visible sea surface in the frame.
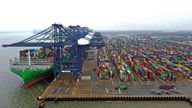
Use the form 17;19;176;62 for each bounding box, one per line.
0;32;191;108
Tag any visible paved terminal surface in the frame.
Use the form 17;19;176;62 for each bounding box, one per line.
41;47;192;99
37;47;192;108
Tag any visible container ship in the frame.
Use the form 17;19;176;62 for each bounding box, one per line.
10;48;55;88
10;47;72;88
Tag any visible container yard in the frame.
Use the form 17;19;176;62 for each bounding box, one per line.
36;33;192;108
2;24;192;108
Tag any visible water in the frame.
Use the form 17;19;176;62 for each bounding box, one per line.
0;32;47;108
0;32;191;108
45;101;191;108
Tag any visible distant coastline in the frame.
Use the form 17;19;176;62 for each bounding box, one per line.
0;31;31;33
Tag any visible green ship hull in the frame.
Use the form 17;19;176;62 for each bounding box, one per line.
11;67;53;88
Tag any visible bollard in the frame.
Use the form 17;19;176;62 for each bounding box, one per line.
54;98;58;103
37;96;45;108
190;98;192;104
77;78;80;82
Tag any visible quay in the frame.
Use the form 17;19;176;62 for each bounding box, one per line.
37;47;192;108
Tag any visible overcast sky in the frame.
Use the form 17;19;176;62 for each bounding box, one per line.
0;0;192;31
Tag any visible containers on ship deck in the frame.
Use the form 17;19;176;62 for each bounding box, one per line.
19;47;54;60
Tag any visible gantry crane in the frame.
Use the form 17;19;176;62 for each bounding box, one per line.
2;24;104;78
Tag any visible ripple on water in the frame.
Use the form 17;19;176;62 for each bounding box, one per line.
44;101;192;108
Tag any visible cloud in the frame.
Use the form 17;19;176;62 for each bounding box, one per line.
0;0;192;30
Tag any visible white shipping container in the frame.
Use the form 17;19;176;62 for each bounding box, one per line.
81;76;92;81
